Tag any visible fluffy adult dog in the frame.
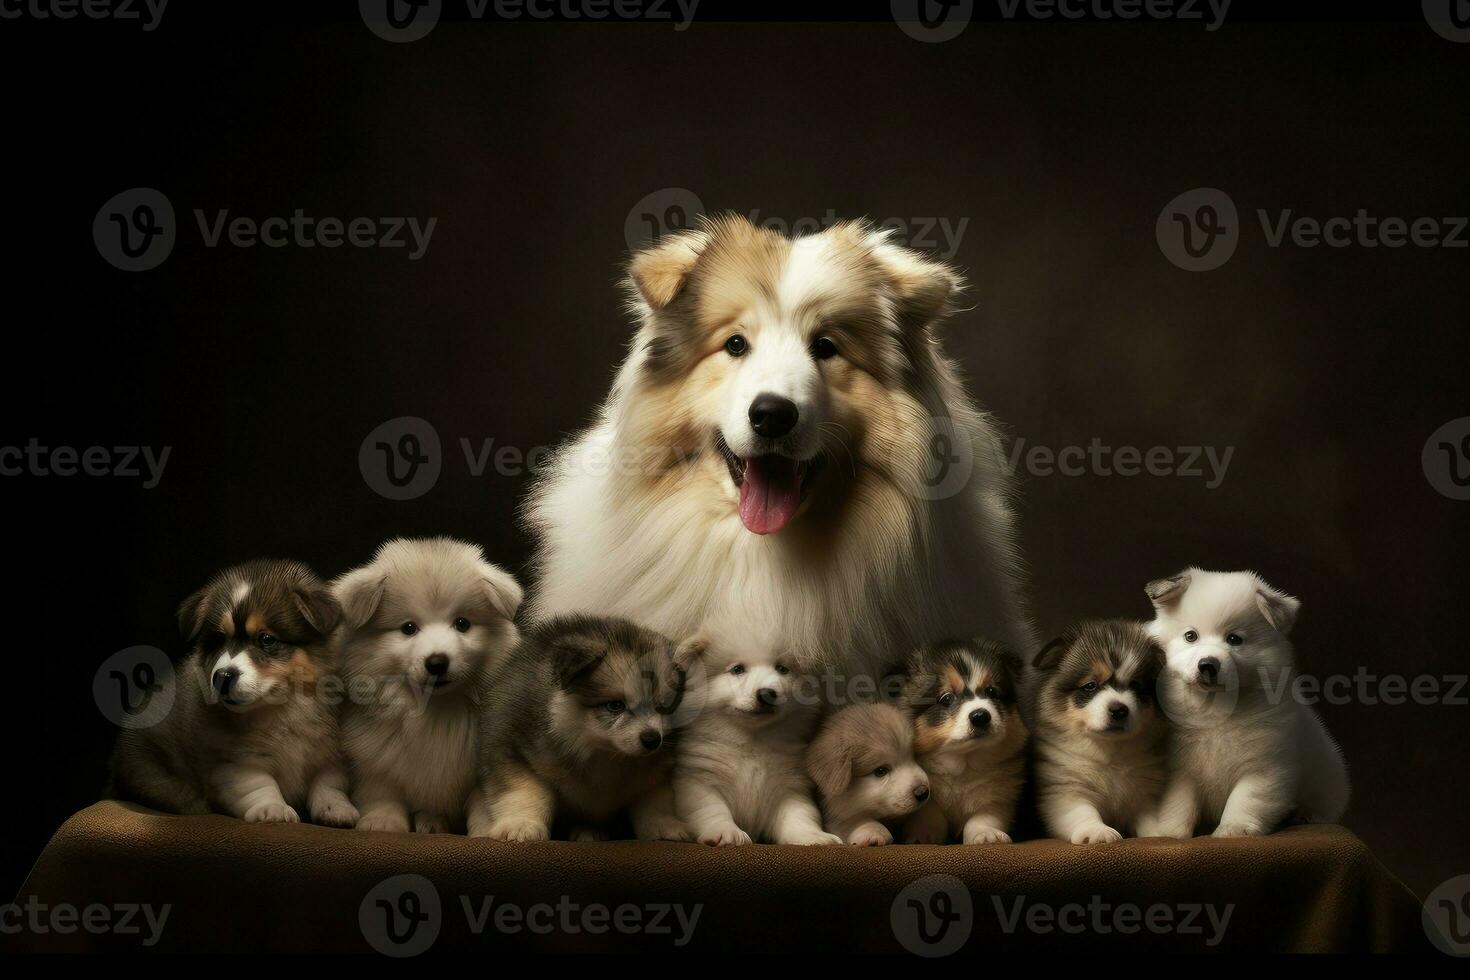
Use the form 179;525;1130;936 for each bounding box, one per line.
526;214;1032;682
673;632;842;846
807;703;930;845
334;537;523;834
1145;568;1350;837
472;615;696;842
108;560;358;826
1031;620;1168;843
901;637;1027;844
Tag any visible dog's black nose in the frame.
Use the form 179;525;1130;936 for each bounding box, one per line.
425;653;450;676
1108;702;1130;721
1197;657;1220;684
212;667;239;697
639;729;662;752
756;687;780;707
969;708;991;729
748;394;799;439
914;785;930;802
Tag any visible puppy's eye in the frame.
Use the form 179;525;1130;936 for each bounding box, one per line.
1183;629;1199;643
775;664;790;675
604;700;626;715
1225;633;1244;646
453;617;472;633
872;766;891;778
400;622;419;637
724;335;748;357
729;664;745;675
811;336;838;360
983;686;1000;699
258;633;278;651
1080;681;1099;693
938;692;955;708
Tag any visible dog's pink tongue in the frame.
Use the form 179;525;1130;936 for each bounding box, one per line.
739;455;801;534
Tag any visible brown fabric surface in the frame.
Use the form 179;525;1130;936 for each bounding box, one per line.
4;801;1433;954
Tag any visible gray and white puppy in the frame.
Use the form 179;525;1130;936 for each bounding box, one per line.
1146;568;1350;837
471;615;695;842
1031;620;1168;843
109;560;357;826
335;537;523;834
807;703;931;845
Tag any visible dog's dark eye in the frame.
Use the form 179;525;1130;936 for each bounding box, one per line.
604;700;626;715
453;617;472;633
729;664;745;675
1183;629;1199;643
983;686;999;699
775;664;790;675
811;336;838;360
258;633;277;651
400;622;419;637
938;692;955;708
724;335;748;357
1225;633;1244;646
873;766;891;778
1080;681;1098;693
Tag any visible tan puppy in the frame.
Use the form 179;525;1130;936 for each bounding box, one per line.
807;703;930;845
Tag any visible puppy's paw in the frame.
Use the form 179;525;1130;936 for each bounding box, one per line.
698;824;752;847
963;827;1013;845
483;818;550;842
1071;823;1123;845
1134;814;1163;838
243;802;299;824
640;818;695;843
847;824;893;847
311;799;360;829
356;811;410;834
412;812;450;835
784;831;844;846
1212;821;1265;838
570;826;609;843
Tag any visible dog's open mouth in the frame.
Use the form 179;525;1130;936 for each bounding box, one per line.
716;431;824;535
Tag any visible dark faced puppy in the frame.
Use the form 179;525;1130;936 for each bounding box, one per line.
1031;620;1168;844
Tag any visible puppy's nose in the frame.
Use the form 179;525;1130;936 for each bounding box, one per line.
639;729;662;752
969;708;991;730
212;667;240;697
1108;702;1130;721
756;687;780;707
913;785;930;802
1197;657;1220;684
748;394;799;439
425;653;450;677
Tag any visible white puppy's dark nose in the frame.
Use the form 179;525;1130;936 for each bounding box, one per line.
756;687;780;707
1197;657;1220;684
425;653;450;677
913;784;930;802
749;394;798;439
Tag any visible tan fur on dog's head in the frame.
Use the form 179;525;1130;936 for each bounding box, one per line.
807;703;930;825
1032;620;1162;740
904;636;1027;758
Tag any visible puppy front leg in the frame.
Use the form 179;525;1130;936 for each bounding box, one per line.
1044;796;1121;844
771;793;842;846
353;773;411;833
676;777;750;847
307;764;359;828
475;762;553;841
1214;773;1291;837
902;801;950;844
212;765;297;823
1152;775;1200;838
832;817;893;847
961;811;1013;845
630;784;693;842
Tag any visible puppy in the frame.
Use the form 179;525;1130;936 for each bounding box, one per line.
807;703;930;845
472;615;695;842
673;633;842;846
1031;620;1168;843
108;560;357;826
335;537;523;834
1146;568;1350;837
900;637;1027;844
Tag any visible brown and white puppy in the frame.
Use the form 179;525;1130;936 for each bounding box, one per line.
1031;620;1168;843
335;537;523;834
900;637;1027;844
471;615;695;842
108;560;357;826
807;703;930;845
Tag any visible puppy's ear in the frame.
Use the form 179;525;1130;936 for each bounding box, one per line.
176;588;208;644
1255;581;1301;636
866;227;965;329
292;588;341;637
627;228;710;310
550;634;606;689
478;564;524;623
334;566;386;631
1032;635;1071;672
672;636;707;673
806;724;855;801
1145;571;1192;610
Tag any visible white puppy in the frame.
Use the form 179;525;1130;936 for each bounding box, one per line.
1146;568;1349;837
335;537;523;834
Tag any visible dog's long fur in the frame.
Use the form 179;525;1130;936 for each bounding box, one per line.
108;560;357;826
1031;620;1168;843
525;215;1032;682
1146;568;1350;837
334;537;522;834
807;703;930;845
472;615;696;841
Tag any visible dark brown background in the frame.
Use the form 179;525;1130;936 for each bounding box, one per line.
3;6;1466;906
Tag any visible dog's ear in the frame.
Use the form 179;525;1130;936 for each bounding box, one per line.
334;566;386;631
1255;581;1301;636
672;635;707;673
478;563;524;623
1145;571;1192;610
806;722;856;801
1032;634;1071;672
866;227;965;329
628;227;710;310
550;633;606;689
176;588;209;644
292;588;341;637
